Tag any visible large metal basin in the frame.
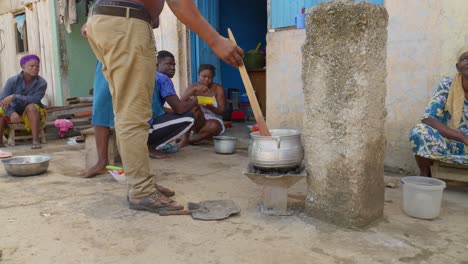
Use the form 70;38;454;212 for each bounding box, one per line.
249;129;304;169
1;155;51;176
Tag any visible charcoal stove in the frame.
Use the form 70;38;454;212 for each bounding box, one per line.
243;162;306;215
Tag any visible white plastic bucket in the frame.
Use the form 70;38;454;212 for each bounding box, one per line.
401;176;446;219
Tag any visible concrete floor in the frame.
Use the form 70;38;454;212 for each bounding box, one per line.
0;135;468;264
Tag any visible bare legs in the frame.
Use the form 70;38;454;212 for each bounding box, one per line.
189;120;221;144
25;104;41;149
415;155;433;177
0;117;5;147
80;125;110;178
176;130;191;148
177;106;222;146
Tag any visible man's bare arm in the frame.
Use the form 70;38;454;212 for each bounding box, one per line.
165;0;244;67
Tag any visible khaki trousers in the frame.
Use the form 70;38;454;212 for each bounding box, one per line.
86;14;156;198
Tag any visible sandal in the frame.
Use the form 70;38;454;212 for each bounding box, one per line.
31;143;42;149
0;150;13;158
128;191;183;213
158;143;180;154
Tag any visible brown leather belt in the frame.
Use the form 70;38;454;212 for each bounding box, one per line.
91;5;151;25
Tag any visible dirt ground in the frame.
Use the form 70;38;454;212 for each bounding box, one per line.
0;141;467;264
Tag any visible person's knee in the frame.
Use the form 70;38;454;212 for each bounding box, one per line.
25;104;39;114
206;121;221;133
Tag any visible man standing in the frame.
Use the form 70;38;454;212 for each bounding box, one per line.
85;0;243;213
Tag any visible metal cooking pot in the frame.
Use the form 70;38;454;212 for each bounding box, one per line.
249;129;304;169
213;136;238;154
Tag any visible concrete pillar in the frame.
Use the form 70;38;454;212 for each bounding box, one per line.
302;1;388;228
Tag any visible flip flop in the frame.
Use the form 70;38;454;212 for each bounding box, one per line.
158;143;179;154
0;150;13;158
31;144;42;149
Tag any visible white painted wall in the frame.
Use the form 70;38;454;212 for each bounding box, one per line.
265;29;305;130
265;0;468;174
385;0;468;174
153;5;189;95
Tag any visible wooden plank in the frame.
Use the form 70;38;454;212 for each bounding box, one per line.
228;28;271;137
431;161;468;183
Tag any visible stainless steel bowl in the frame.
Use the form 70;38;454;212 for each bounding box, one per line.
1;155;51;176
213;136;238;154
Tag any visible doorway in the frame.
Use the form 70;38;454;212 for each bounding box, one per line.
190;0;268;96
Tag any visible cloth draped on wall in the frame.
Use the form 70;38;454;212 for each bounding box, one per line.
15;15;26;39
58;0;77;33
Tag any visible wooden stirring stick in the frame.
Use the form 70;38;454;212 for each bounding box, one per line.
228;28;271;137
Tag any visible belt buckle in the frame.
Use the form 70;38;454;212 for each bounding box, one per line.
125;7;130;19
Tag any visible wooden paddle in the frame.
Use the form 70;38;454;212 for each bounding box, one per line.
228;28;271;137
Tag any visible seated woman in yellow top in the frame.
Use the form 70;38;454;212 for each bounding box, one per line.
0;54;47;149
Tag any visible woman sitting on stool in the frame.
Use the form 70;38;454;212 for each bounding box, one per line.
0;54;47;149
409;47;468;176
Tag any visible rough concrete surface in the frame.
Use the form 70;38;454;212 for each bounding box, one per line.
266;29;306;131
302;1;389;228
0;142;467;263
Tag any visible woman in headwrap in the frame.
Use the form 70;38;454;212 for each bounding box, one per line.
0;54;47;149
409;47;468;176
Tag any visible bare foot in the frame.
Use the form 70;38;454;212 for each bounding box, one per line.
148;147;168;159
79;163;108;178
177;136;190;148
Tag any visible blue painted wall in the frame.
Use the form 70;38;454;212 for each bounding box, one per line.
219;0;267;94
271;0;384;28
191;0;221;84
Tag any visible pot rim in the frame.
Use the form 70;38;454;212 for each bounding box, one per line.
1;155;51;165
213;136;238;141
250;129;302;138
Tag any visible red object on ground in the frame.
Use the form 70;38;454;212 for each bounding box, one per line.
231;110;245;121
72;110;92;118
252;124;260;132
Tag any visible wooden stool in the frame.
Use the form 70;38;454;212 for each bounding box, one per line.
82;127;120;167
431;161;468;183
7;123;46;146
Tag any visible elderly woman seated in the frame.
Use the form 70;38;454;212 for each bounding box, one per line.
409;47;468;176
0;54;47;149
179;64;226;146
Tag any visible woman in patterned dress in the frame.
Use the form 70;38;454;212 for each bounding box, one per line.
409;48;468;176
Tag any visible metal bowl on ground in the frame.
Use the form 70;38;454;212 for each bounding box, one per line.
213;136;238;154
1;155;51;176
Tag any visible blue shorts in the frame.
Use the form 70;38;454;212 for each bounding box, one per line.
92;61;114;128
